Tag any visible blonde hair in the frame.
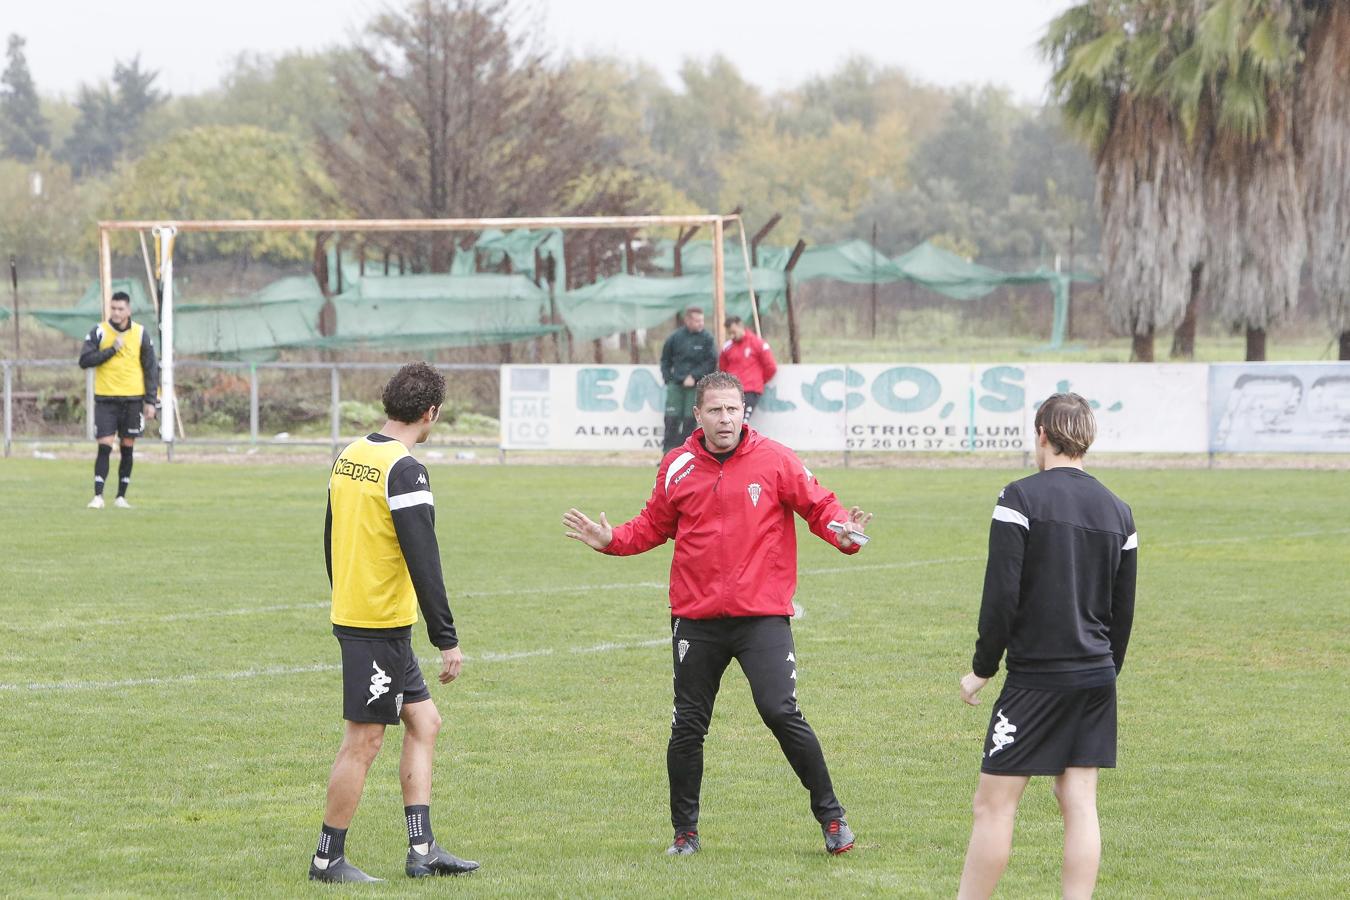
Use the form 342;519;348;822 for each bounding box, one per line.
1034;392;1096;458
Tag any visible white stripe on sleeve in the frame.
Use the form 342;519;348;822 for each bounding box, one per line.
388;490;434;511
664;451;696;494
991;505;1029;529
1123;532;1138;550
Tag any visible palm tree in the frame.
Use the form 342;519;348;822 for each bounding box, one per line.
1166;0;1307;362
1300;0;1350;360
1044;2;1206;362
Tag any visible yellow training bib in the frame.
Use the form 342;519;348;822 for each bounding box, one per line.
94;321;146;398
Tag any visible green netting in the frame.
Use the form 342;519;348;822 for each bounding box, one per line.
27;232;1092;357
174;276;327;360
793;240;906;284
304;274;559;351
649;239;790;274
891;242;1006;299
29;278;155;340
558;269;786;342
474;228;565;284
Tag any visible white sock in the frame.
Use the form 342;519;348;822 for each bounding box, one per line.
412;842;429;855
312;855;330;869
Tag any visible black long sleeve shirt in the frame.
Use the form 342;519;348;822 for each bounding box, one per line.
325;446;458;649
972;466;1137;690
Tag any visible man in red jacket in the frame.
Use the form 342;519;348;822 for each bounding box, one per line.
563;371;872;857
717;316;778;420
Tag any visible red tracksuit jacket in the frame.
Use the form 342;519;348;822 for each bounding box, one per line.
717;334;778;394
603;426;860;618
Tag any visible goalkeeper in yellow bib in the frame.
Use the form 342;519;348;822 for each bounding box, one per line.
78;291;159;509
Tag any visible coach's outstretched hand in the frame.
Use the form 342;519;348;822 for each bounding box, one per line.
563;508;613;550
836;506;873;549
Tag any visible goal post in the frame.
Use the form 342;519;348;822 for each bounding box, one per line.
95;214;761;447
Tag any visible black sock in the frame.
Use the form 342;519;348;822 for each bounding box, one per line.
315;823;346;860
117;445;133;497
405;805;433;848
94;445;111;495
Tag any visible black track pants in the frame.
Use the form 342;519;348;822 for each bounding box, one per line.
667;615;844;830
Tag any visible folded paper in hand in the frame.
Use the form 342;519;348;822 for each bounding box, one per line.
827;520;870;546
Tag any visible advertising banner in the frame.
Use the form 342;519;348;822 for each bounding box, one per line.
1022;364;1209;453
1209;363;1350;452
501;362;1347;453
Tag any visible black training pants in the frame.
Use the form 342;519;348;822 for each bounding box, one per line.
667;615;844;830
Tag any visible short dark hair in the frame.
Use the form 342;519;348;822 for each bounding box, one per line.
382;362;446;424
725;315;743;328
1034;392;1096;458
110;291;131;305
694;371;744;407
684;306;704;316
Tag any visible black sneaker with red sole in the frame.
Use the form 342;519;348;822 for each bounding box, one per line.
666;830;700;855
822;818;855;854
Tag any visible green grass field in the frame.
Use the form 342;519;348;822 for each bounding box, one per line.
1;459;1346;897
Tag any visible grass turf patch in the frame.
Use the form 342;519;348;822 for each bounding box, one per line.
0;459;1346;897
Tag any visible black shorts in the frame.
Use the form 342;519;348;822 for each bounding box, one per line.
95;398;144;439
980;681;1117;776
337;632;431;725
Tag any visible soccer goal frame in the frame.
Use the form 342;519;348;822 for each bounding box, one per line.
95;214;763;447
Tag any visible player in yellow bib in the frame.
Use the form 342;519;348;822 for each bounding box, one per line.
310;362;478;883
77;291;159;509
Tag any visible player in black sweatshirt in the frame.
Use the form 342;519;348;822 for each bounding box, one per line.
956;393;1137;900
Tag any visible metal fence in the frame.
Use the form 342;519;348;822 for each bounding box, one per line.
1;359;501;458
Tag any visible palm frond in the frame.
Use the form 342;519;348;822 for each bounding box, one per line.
1197;0;1250;69
1217;59;1269;142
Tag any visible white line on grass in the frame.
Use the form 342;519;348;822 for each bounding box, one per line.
0;638;669;694
10;558;978;636
11;528;1346;637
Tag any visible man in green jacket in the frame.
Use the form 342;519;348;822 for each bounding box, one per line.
659;306;718;452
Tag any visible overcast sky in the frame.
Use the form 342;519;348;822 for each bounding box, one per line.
11;0;1071;103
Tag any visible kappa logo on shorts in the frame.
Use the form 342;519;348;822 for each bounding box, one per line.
988;708;1017;757
748;483;762;507
395;692;404;716
677;639;690;663
366;660;392;705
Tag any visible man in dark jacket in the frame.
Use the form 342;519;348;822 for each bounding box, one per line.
658;306;717;452
564;371;873;857
956;392;1137;900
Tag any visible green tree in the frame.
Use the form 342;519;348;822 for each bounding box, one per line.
0;153;84;273
108;125;337;264
1044;2;1206;362
320;0;647;272
911;87;1018;206
0;34;50;160
647;55;768;208
720;114;910;242
1299;1;1350;359
62;57;165;175
157;50;353;142
1168;0;1306;361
